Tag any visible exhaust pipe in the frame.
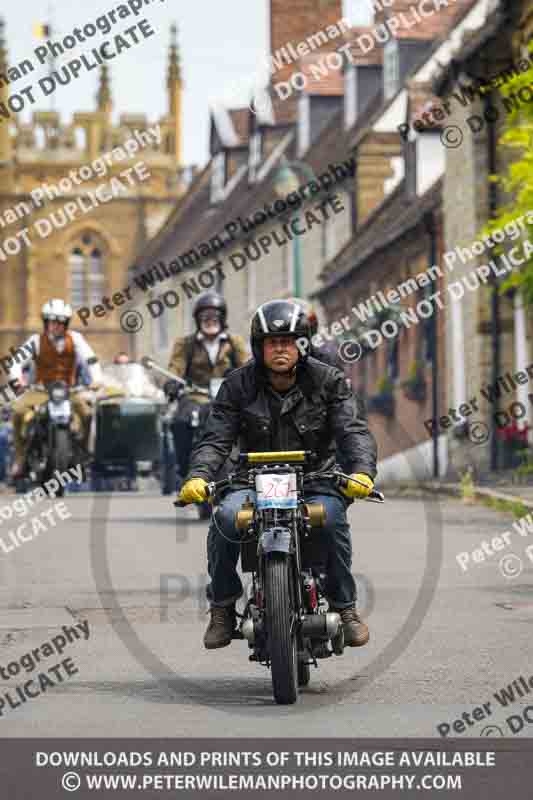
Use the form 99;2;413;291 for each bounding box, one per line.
241;618;264;643
301;612;340;639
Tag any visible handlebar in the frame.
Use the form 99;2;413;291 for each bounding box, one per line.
30;383;91;394
141;356;209;397
174;469;384;507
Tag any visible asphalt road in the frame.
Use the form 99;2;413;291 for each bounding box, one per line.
0;487;532;738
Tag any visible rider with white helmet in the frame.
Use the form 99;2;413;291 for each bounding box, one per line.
9;298;103;477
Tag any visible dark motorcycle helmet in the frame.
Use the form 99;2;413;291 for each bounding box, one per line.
250;299;311;367
287;296;318;337
193;291;227;330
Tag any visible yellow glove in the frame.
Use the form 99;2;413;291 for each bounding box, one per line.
341;473;374;499
178;477;208;505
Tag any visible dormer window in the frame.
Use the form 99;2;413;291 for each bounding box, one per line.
210;151;226;204
248;131;262;183
383;39;399;101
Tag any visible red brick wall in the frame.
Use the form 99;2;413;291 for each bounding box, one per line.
323;205;447;462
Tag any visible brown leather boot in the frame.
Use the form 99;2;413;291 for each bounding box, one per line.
203;606;236;649
330;605;369;647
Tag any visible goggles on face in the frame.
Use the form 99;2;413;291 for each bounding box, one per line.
198;310;222;323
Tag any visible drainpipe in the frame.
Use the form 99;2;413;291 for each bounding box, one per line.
425;211;439;478
486;92;500;471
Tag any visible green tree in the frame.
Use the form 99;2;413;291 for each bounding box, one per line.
481;43;533;302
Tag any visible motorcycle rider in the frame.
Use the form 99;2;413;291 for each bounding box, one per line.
9;299;103;478
166;291;248;480
178;299;377;650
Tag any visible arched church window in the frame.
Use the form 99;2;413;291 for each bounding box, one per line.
68;234;107;307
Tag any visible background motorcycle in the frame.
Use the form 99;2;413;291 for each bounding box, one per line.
19;381;86;496
177;449;384;705
141;357;222;516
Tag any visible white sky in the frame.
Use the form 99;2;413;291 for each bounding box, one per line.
2;1;372;168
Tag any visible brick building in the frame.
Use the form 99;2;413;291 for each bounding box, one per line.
422;0;533;477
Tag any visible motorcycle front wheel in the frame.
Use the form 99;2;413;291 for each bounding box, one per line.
45;427;72;497
265;554;298;705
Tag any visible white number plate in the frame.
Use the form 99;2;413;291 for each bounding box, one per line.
48;399;71;421
255;473;297;509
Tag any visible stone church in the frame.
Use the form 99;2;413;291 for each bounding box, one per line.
0;17;188;362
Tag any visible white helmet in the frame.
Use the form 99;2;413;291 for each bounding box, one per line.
41;298;72;325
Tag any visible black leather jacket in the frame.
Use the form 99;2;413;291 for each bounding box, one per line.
186;357;377;497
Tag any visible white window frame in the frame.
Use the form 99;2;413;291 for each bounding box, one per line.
249;131;262;183
344;63;357;129
210;151;226;204
298;93;310;157
383;39;400;101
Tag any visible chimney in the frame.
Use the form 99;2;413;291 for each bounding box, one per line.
269;0;346;86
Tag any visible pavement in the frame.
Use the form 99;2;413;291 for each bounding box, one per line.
0;485;532;738
382;473;533;511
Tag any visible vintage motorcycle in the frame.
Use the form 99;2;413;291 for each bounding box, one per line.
177;449;384;705
141;357;224;514
19;381;87;495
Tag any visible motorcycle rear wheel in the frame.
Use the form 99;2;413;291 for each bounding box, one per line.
265;554;298;705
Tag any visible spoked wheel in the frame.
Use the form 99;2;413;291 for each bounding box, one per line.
265;554;298;705
297;659;310;687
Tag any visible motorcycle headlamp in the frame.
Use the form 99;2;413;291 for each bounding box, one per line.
50;386;67;403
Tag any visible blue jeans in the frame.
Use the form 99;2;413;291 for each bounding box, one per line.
206;490;356;609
